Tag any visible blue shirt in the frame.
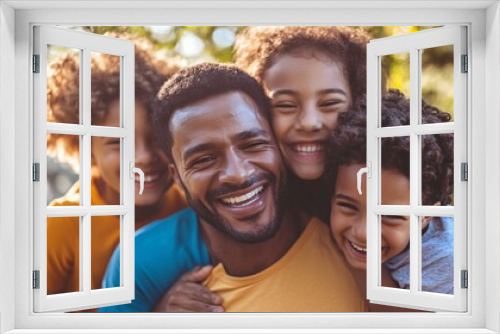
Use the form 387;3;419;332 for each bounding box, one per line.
384;216;454;294
99;208;210;312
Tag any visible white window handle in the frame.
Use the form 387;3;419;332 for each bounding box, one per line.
129;162;144;195
357;162;371;195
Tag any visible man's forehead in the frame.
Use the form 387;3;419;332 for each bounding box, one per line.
170;91;269;135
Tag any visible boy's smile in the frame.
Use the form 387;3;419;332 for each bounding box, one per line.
330;163;411;270
91;98;172;207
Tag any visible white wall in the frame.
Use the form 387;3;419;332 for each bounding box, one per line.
485;2;500;332
0;2;16;333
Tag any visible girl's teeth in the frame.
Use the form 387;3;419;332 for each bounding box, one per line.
221;186;264;205
350;241;367;252
293;144;324;153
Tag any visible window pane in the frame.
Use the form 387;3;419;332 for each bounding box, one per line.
47;134;80;205
420;45;454;123
47;216;81;294
421;134;454;206
381;52;410;128
91;215;121;290
91;136;121;205
380;136;410;206
381;214;411;290
420;215;454;295
91;52;121;127
47;45;81;124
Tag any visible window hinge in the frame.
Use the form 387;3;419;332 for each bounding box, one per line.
33;163;40;182
461;162;468;181
33;54;40;73
33;270;40;289
461;54;468;73
461;270;468;289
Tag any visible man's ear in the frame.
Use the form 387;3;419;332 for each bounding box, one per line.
169;163;181;186
422;201;441;230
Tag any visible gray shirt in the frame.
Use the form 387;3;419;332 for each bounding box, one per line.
384;216;454;295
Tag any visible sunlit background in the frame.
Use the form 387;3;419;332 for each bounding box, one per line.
47;26;453;203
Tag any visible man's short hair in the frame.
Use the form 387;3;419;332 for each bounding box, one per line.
329;89;454;206
151;62;272;163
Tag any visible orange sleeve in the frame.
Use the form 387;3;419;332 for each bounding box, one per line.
47;215;80;294
162;183;188;217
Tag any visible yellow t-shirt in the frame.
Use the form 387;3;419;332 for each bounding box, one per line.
47;173;187;298
203;218;366;312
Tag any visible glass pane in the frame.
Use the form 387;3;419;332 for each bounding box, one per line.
91;215;121;290
381;52;410;128
381;214;411;290
421;134;454;206
380;136;410;206
47;134;80;205
47;216;81;294
91;52;121;127
421;45;454;123
420;215;454;295
91;136;121;205
47;45;81;124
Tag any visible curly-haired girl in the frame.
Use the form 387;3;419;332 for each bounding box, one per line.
330;89;454;295
234;26;370;222
46;33;187;300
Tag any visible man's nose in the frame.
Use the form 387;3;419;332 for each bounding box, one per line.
219;149;253;185
295;104;322;132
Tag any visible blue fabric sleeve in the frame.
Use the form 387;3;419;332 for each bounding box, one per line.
99;242;152;312
384;216;454;294
99;208;209;312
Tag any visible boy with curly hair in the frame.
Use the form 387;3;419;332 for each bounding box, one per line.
46;33;187;301
329;89;454;295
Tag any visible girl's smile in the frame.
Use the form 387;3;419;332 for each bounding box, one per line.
264;51;352;180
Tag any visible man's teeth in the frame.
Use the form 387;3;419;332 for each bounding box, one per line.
135;174;161;182
221;186;264;205
350;241;367;252
293;144;324;153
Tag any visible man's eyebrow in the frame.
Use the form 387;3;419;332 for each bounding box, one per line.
182;143;217;162
233;129;271;142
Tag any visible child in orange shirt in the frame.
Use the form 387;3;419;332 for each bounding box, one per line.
46;33;187;300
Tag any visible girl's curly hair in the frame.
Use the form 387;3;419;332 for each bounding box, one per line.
233;26;370;102
46;32;180;169
329;89;454;205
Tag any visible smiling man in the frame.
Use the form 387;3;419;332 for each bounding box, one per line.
100;63;365;312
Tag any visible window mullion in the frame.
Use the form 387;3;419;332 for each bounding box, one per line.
409;46;420;296
81;47;92;295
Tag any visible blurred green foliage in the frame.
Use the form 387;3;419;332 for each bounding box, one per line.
60;25;454;117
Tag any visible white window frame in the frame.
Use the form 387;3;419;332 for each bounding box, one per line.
33;25;136;312
1;1;499;333
366;26;467;312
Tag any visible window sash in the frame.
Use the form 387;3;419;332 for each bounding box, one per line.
32;25;136;313
366;25;468;312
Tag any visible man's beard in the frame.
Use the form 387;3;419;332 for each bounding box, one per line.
181;171;286;244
